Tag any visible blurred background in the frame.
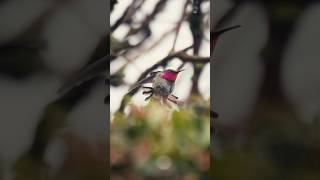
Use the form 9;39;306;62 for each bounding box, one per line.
213;0;320;179
0;0;107;179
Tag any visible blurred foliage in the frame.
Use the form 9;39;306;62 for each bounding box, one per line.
111;96;210;179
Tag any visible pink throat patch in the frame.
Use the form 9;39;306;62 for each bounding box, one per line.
161;72;177;81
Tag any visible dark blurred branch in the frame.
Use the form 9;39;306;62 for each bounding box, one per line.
111;0;118;11
192;0;202;14
111;0;145;32
111;0;168;57
126;0;168;37
257;2;304;100
130;27;176;60
171;0;190;52
188;0;204;95
176;53;210;63
14;34;108;180
0;1;65;79
188;4;203;55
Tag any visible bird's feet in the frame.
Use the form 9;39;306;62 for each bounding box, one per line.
167;94;179;104
142;86;153;91
142;87;180;106
142;86;154;101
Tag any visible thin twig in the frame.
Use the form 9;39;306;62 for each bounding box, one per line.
171;0;190;52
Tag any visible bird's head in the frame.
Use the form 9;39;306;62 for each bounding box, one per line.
160;69;184;81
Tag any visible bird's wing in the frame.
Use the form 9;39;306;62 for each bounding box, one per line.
58;55;113;94
127;71;160;93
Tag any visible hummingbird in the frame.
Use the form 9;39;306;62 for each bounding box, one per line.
128;69;184;104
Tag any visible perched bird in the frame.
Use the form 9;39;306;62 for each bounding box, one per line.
128;69;184;104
